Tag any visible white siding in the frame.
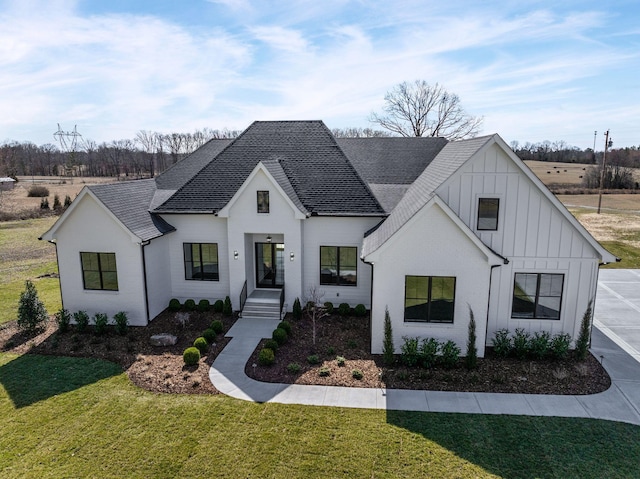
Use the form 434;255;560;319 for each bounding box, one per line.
144;234;172;320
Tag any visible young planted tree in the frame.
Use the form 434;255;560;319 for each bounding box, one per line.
305;285;328;346
382;306;395;365
465;306;478;370
575;300;593;360
17;280;48;334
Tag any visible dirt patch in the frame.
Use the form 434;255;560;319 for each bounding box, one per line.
572;211;640;247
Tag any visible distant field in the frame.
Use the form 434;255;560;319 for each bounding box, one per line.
525;160;592;186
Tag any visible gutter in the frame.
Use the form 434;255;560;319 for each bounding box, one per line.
485;260;507;352
141;240;151;325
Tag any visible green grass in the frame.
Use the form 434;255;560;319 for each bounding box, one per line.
600;241;640;269
0;353;639;478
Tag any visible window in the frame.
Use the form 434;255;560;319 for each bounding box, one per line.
80;252;118;291
257;191;269;213
512;273;564;319
404;276;455;323
477;198;499;231
320;246;357;286
184;243;219;281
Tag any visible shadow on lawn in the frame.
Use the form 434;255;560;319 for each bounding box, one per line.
0;354;122;408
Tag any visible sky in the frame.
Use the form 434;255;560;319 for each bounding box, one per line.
1;0;639;150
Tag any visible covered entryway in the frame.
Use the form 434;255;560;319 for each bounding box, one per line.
255;242;284;288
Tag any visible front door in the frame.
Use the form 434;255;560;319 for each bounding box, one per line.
255;242;284;288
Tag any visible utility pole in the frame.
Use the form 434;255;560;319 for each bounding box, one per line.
593;131;597;163
597;129;611;214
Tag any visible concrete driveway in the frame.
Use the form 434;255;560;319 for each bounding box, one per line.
595;269;640;365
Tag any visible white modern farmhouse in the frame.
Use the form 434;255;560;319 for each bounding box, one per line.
41;121;616;356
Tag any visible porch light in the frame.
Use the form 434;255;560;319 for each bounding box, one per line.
266;235;272;243
290;251;295;261
234;250;239;260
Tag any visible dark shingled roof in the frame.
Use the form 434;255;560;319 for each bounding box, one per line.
155;121;385;216
89;179;175;241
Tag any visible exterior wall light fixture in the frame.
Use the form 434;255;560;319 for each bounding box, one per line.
234;250;239;260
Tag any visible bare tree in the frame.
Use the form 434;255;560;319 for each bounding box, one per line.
331;127;392;138
305;285;329;346
369;80;483;139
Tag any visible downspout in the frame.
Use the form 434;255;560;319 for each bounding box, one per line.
46;239;64;311
361;257;374;349
141;240;151;325
485;260;508;352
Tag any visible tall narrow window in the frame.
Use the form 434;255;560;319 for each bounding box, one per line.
257;191;269;213
320;246;357;286
404;275;455;323
477;198;499;231
80;252;118;291
184;243;219;281
512;273;564;319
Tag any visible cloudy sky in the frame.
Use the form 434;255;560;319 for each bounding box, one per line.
1;0;638;149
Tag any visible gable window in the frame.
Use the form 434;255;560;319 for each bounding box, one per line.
320;246;357;286
404;276;455;323
257;191;269;213
80;252;118;291
477;198;499;231
512;273;564;320
184;243;219;281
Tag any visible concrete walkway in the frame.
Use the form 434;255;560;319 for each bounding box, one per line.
210;270;640;425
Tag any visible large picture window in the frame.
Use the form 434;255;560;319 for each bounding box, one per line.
184;243;219;281
512;273;564;320
404;275;456;323
320;246;357;286
477;198;499;231
80;252;118;291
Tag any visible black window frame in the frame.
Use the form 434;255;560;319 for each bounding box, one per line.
183;243;220;281
257;190;270;214
404;275;456;323
319;246;358;286
80;252;118;291
511;272;564;320
477;197;500;231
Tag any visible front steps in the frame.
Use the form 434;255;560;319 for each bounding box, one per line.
240;289;282;321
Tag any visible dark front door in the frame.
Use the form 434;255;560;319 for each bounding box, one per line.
255;242;284;288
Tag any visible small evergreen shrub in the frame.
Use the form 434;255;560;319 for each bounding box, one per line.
272;327;288;345
324;301;334;314
318;366;331;377
336;356;346;367
575;301;593;360
223;296;232;316
338;303;351;316
40;197;50;210
63;195;72;208
184;299;196;311
264;339;279;352
529;331;550;359
400;336;420;367
326;346;336;355
52;194;62;211
293;297;302;320
307;354;320;365
197;299;210;312
213;299;224;313
439;340;461;369
465;306;478;370
28;185;49;197
17;280;48;334
93;313;108;335
287;362;301;374
351;369;364;380
54;308;71;333
168;298;181;312
277;320;292;335
210;319;224;334
113;311;128;336
258;348;275;366
550;333;572;360
382;307;395;366
492;329;512;358
73;310;89;332
419;338;439;369
183;347;200;366
193;337;208;354
203;328;217;343
513;328;530;360
353;304;367;317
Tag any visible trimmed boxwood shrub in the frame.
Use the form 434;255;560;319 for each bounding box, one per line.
352;369;364;380
354;304;367;317
213;299;224;313
203;328;216;343
73;310;89;332
184;299;196;311
338;303;351;316
113;311;128;336
272;327;288;345
307;354;320;365
324;301;334;314
264;339;279;352
193;337;208;354
258;348;275;366
183;347;200;365
223;296;232;316
168;298;181;312
287;362;301;374
197;299;210;312
210;319;224;334
93;313;108;335
277;320;292;335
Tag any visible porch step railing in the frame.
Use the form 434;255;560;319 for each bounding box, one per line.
239;280;247;312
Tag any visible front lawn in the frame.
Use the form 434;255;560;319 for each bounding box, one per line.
1;353;639;478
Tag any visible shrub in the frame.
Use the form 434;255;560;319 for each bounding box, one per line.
184;299;196;311
93;313;108;335
336;356;346;367
324;301;334;314
213;299;224;313
53;194;62;211
54;308;71;333
326;346;336;355
223;296;232;316
400;336;420;367
293;297;302;320
193;337;208;354
203;328;217;343
352;369;364;380
307;354;320;365
529;331;550;359
168;298;181;312
28;185;49;197
465;306;478;370
63;195;72;208
73;310;89;332
113;311;129;336
264;339;279;352
40;197;50;210
277;321;292;336
338;303;351;316
318;366;331;377
575;301;593;360
382;307;395;366
513;328;530;360
353;304;367;317
183;347;200;366
439;340;461;369
197;299;210;312
210;319;224;334
419;337;439;369
287;362;301;374
258;348;275;366
492;329;512;357
550;333;572;360
272;327;288;345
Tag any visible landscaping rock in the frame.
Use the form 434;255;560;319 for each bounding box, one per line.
150;333;178;347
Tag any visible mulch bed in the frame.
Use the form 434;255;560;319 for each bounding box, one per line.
246;313;611;395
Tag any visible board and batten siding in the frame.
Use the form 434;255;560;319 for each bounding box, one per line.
143;234;172;320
